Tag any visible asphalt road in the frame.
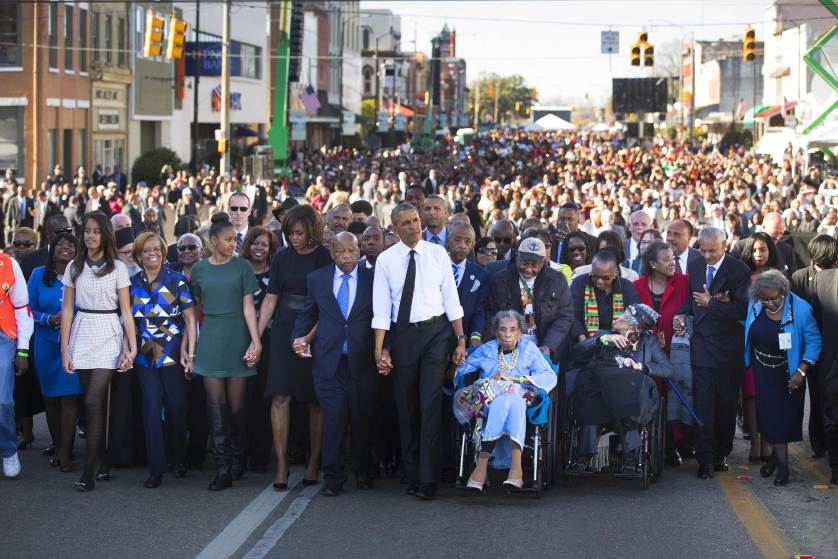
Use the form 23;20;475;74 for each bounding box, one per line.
4;413;837;559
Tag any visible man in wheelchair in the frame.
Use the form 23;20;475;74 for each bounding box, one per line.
453;310;557;492
568;304;673;478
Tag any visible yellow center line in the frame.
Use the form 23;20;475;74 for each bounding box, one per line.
789;443;833;485
715;471;796;559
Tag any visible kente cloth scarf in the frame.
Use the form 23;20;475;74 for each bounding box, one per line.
584;283;624;337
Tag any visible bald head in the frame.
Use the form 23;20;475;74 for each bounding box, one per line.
490;220;516;260
763;212;785;243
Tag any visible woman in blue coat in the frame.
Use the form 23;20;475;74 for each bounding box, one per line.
744;269;822;486
28;233;82;472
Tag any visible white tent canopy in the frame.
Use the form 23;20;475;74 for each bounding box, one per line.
533;113;578;131
805;125;838;149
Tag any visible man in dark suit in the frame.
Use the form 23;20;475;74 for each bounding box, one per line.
19;214;73;280
446;222;489;346
4;186;33;244
292;232;378;496
730;212;801;275
675;226;750;479
422;169;439;195
666;219;704;276
811;268;838;484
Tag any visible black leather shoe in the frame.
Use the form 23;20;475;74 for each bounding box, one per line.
322;485;343;497
773;465;789;486
42;445;56;456
714;458;729;472
356;474;373;490
678;447;696;459
272;482;288;491
173;464;187;478
405;484;419;496
144;474;163;488
75;478;95;492
760;455;778;478
696;465;714;479
415;483;437;500
208;473;232;491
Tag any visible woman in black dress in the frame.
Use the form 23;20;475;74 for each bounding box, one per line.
744;271;822;486
257;206;331;490
241;225;279;473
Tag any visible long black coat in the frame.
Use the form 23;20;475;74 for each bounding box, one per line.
812;269;838;432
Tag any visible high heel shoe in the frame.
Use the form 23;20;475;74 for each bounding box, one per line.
273;470;291;491
95;471;111;482
760;455;777;478
49;457;61;467
302;477;319;486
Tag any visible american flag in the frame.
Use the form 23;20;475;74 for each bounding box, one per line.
736;98;746;120
299;85;321;113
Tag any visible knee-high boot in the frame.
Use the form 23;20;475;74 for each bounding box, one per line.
230;408;247;481
207;403;232;491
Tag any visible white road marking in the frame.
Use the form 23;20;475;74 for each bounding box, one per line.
195;471;303;559
241;483;321;559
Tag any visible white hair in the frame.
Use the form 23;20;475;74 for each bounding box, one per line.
698;226;726;244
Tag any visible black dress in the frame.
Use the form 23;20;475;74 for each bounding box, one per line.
264;246;332;401
750;311;804;443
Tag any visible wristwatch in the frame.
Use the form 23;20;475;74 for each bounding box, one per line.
455;335;466;343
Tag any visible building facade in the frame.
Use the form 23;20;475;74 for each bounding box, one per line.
0;2;92;187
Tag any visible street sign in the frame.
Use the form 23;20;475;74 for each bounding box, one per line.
377;111;389;132
601;31;619;54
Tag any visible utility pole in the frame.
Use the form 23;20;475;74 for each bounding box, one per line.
493;81;499;124
219;0;231;176
32;1;40;185
689;36;696;137
191;0;201;171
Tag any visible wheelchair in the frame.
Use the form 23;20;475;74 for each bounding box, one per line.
453;359;560;498
558;366;665;490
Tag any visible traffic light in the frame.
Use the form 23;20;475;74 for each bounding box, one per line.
631;43;642;66
143;11;164;58
644;43;654;66
488;83;495;99
166;15;187;60
638;31;648;44
515;101;521;112
743;27;756;63
217;138;227;154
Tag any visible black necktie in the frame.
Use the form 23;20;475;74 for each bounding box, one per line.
397;250;416;327
236;232;243;253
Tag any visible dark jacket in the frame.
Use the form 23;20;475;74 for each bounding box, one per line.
811;269;838;431
484;263;573;359
457;260;489;338
731;236;801;275
293;264;376;380
677;254;750;368
569;331;674;379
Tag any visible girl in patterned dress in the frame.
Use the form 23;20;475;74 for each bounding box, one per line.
60;212;136;492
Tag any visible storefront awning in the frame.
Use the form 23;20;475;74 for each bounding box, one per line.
755;101;797;119
743;104;772;124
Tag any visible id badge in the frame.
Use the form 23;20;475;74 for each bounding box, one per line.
778;333;792;350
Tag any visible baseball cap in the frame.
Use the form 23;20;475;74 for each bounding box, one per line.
517;237;546;261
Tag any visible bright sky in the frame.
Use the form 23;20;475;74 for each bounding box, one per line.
361;0;773;105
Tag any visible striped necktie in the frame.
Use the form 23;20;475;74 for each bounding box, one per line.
452;263;460;286
337;273;351;353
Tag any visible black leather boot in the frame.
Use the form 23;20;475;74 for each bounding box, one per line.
207;404;232;491
230;410;247;482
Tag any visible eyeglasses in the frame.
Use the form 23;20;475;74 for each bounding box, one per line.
493;236;513;244
568;246;586;253
590;273;614;282
478;248;498;256
229;206;250;213
53;227;72;235
178;244;199;252
12;240;34;248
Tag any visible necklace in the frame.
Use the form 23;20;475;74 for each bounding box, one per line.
497;346;519;375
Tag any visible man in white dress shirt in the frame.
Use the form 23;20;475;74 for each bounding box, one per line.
373;203;466;500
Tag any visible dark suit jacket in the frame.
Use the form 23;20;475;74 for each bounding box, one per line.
569;275;640;340
422;177;438;195
484;263;573;358
19;248;48;281
457;260;489;338
485;256;514;276
678;254;750;368
731;237;801;275
811;269;838;431
293;264;376;380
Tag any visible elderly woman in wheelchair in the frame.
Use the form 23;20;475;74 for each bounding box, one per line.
569;303;673;478
453;310;557;492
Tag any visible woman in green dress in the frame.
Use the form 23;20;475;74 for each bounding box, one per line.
190;213;261;491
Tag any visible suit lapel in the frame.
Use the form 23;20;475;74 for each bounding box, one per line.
346;266;369;321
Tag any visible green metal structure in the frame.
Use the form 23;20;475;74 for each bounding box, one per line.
268;0;291;170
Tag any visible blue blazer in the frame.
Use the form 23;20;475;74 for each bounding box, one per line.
28;266;65;344
457;260;489;338
744;292;822;377
293;264;376;380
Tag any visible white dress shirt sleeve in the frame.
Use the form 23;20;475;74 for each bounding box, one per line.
9;258;33;349
372;256;393;330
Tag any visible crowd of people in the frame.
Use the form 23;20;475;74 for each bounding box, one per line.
1;129;837;500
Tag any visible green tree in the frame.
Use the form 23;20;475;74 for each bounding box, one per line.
467;74;535;124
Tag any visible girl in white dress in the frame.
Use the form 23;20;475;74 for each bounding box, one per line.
60;211;136;492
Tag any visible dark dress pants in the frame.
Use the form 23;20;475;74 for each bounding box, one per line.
313;355;378;489
137;365;189;476
186;374;208;467
807;369;826;455
390;318;453;485
693;365;742;466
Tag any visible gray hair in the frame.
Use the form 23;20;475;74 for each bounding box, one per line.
698;226;726;244
177;233;203;249
490;310;528;336
748;269;789;300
